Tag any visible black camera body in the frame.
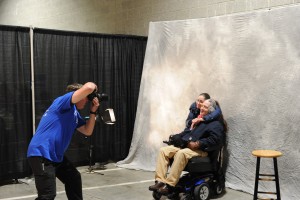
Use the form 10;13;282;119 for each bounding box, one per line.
87;91;108;102
163;134;187;148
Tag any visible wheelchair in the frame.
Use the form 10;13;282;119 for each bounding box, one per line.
152;144;225;200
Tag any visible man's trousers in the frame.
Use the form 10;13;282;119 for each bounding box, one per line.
155;145;207;186
28;156;83;200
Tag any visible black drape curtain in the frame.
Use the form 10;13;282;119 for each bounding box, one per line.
33;28;147;165
0;26;147;180
93;36;147;162
33;29;97;166
0;26;32;180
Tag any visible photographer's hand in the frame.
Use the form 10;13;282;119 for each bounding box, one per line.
77;94;100;136
90;97;100;112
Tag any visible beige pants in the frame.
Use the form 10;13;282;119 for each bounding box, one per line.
155;145;208;187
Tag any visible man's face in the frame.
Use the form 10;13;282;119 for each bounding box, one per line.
196;95;206;109
200;100;211;116
75;97;88;110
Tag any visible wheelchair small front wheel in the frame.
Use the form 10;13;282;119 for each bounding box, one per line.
193;183;210;200
152;191;162;200
179;193;192;200
215;183;225;195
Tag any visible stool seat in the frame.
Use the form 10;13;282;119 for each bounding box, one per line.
252;150;282;158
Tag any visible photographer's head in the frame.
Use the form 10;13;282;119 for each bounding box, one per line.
66;82;102;110
201;99;217;116
66;83;90;110
66;83;83;92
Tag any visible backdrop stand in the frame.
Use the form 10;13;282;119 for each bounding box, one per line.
85;135;104;175
85;109;115;175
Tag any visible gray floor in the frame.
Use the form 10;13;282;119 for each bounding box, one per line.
0;163;253;200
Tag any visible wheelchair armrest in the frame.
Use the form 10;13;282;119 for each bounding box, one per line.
204;144;223;152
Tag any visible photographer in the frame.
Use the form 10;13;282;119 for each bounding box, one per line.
27;82;99;200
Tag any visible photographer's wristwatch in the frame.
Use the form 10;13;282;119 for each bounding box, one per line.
90;111;97;115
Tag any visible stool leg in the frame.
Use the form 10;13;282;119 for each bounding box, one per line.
253;157;260;200
273;158;281;200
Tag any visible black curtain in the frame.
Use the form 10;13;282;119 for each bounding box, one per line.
33;28;147;165
0;26;147;180
33;29;97;166
0;26;32;180
93;36;147;162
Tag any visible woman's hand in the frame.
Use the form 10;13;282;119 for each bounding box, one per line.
190;118;204;130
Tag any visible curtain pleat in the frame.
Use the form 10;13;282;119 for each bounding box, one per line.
0;26;32;181
93;37;147;162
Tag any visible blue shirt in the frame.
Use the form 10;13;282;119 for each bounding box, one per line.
27;92;86;162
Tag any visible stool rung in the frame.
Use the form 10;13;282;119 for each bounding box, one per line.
257;198;276;200
259;177;276;181
258;191;277;195
259;174;275;176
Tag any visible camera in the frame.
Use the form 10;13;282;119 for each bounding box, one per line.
87;90;108;102
163;134;187;148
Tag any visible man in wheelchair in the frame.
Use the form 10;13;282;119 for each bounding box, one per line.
149;98;227;200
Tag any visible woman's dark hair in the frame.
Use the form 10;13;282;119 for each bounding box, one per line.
215;100;228;133
199;93;210;100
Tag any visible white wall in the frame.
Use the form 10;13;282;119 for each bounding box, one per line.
0;0;300;36
117;5;300;199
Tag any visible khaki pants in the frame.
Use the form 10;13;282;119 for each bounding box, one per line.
155;145;207;187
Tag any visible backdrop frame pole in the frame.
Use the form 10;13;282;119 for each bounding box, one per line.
30;26;36;134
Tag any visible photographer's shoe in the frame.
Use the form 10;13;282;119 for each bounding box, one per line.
149;181;165;191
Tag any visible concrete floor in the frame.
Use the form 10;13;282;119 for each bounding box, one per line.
0;163;253;200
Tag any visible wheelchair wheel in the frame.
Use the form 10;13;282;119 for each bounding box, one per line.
152;191;162;200
193;183;210;200
167;192;180;200
179;193;192;200
214;183;224;195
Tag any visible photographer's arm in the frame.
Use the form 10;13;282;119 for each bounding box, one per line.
77;97;99;136
71;82;97;104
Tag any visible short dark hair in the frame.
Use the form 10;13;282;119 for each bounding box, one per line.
66;83;83;92
199;93;210;100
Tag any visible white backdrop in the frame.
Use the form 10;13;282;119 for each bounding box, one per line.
117;5;300;200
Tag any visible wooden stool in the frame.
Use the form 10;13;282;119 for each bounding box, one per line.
252;150;282;200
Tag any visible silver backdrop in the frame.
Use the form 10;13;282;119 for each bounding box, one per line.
117;5;300;200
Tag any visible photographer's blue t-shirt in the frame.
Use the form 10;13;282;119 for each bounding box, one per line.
27;92;86;162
